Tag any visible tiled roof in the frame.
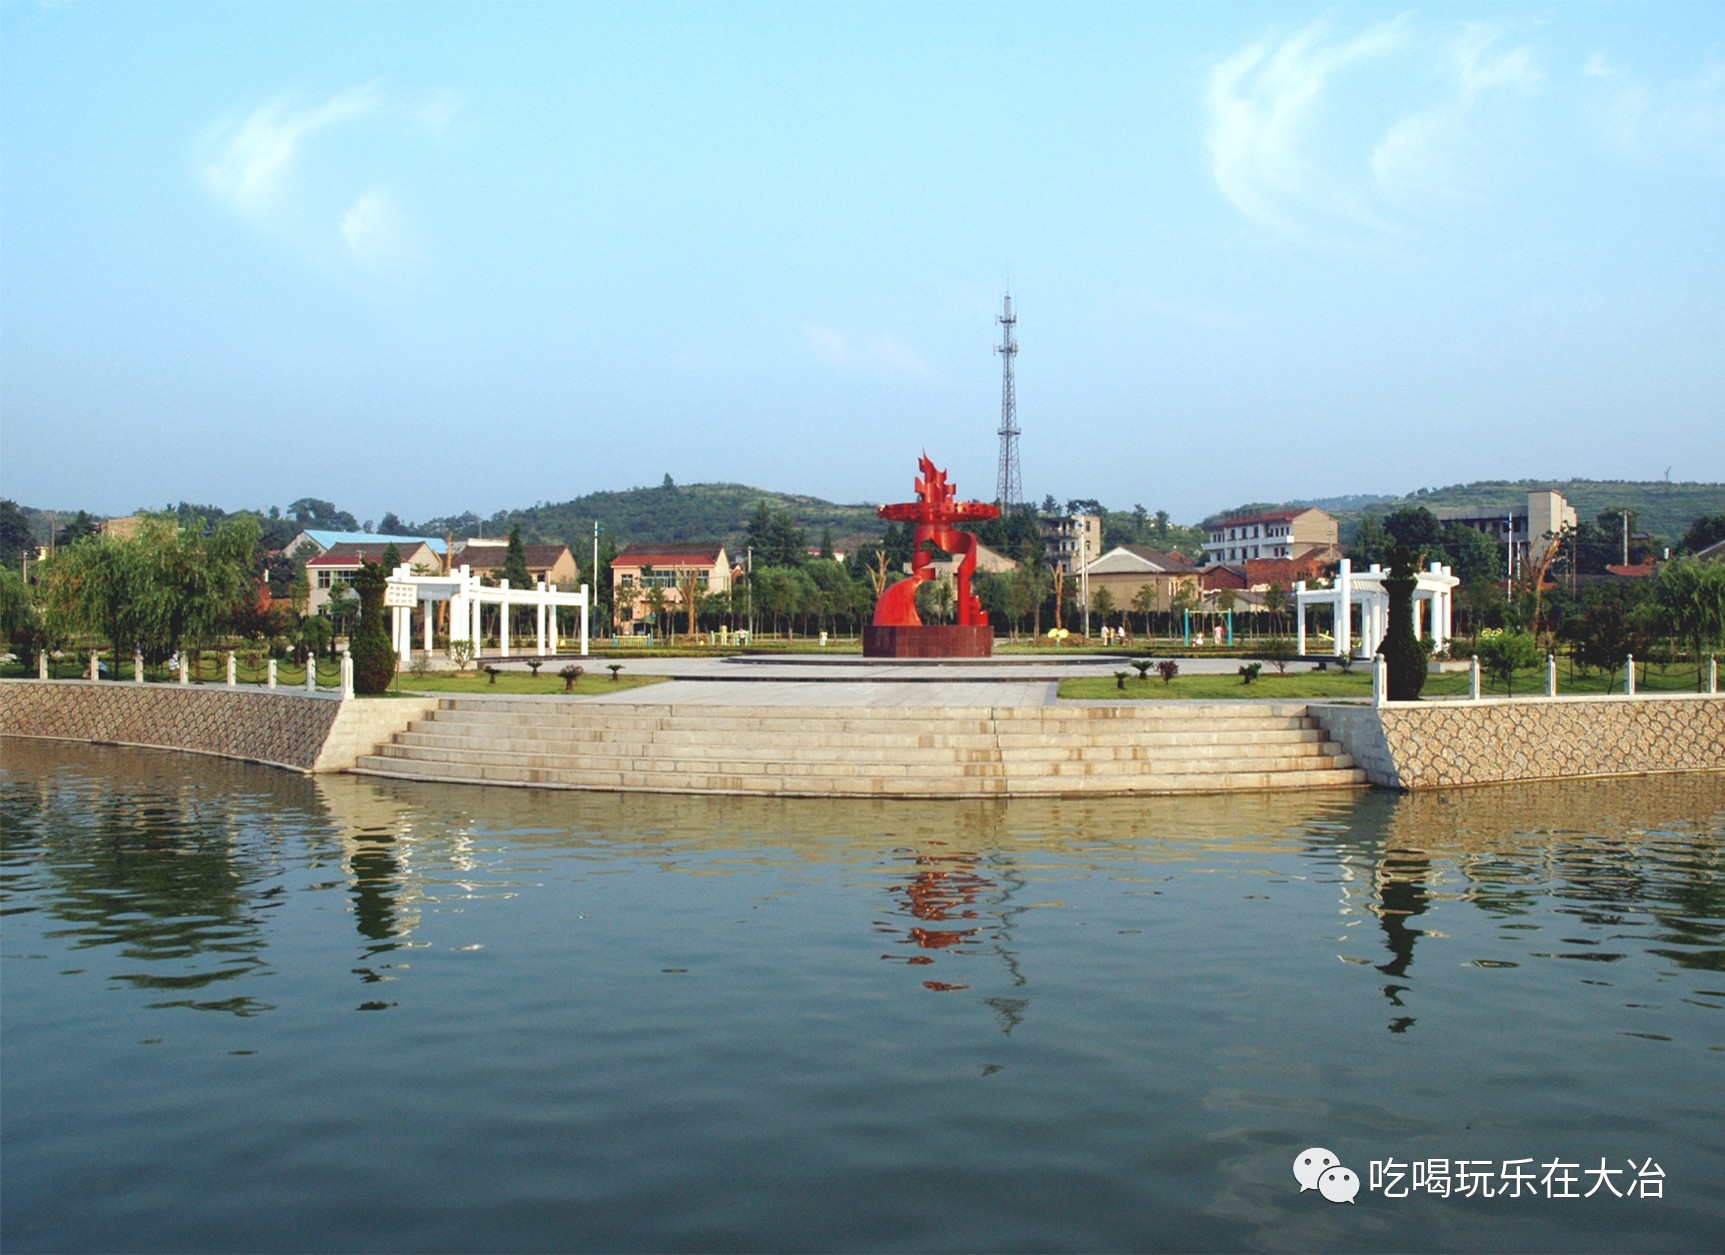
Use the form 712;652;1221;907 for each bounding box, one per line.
613;544;725;568
1208;509;1308;528
306;542;427;567
1120;545;1201;573
462;544;572;570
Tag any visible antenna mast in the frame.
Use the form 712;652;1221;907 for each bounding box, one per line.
995;292;1021;509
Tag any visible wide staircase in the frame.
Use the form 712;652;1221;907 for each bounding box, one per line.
354;699;1367;797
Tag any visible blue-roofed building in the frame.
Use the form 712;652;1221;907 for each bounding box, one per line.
284;530;449;560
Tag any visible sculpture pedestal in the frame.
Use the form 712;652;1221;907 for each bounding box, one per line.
863;625;993;658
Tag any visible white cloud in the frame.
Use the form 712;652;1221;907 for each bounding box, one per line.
803;323;927;374
1591;57;1725;167
198;82;457;289
1206;17;1541;236
200;83;384;217
341;188;425;285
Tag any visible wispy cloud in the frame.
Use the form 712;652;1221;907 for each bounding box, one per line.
1585;54;1725;169
198;83;457;288
802;323;928;374
1206;18;1540;237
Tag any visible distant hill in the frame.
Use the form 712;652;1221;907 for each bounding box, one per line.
416;481;887;554
1215;479;1724;546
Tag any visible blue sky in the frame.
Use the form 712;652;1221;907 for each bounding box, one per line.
3;2;1721;527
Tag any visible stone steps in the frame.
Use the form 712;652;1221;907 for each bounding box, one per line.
353;697;1367;797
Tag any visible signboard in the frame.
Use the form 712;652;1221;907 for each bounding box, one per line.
383;582;418;609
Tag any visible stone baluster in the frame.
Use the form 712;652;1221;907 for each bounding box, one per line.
305;654;318;693
179;654;189;684
1710;655;1718;695
227;652;238;686
134;649;144;683
1371;654;1387;708
38;650;47;680
267;659;278;689
1625;654;1636;696
340;652;354;699
1468;655;1481;701
1545;653;1557;698
89;652;100;682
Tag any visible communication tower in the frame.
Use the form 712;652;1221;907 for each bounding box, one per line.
994;292;1021;509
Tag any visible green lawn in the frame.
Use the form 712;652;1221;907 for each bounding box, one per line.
1058;662;1715;701
399;670;667;696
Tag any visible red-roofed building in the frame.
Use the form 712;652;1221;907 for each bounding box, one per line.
611;542;733;633
306;542;439;615
1244;545;1342;591
454;539;578;587
1605;561;1659;579
1202;508;1337;567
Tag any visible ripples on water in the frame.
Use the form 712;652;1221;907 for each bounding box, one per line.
2;738;1721;1253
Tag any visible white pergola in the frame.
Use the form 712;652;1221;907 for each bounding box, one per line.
1294;558;1458;658
384;564;589;666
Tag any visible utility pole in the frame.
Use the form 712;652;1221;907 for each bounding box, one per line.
995;292;1021;510
592;520;603;630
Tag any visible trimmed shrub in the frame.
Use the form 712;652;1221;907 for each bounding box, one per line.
348;561;396;695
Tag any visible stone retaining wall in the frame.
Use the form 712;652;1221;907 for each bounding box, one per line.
0;681;436;774
1310;694;1724;789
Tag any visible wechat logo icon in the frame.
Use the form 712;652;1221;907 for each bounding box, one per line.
1294;1148;1358;1203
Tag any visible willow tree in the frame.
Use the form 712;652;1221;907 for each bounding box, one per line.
40;514;260;673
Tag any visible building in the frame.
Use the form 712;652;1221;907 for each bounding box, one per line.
1076;545;1201;612
284;529;449;562
1438;490;1577;577
1242;546;1342;592
611;542;733;632
1041;514;1102;574
1202;508;1338;567
305;541;440;616
453;539;579;588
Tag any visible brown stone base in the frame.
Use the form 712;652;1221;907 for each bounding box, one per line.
863;625;994;658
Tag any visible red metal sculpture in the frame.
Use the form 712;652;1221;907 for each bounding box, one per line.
865;455;999;657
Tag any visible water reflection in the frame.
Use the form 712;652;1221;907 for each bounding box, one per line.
4;737;1721;1035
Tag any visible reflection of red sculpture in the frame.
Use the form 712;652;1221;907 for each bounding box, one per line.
871;455;1000;641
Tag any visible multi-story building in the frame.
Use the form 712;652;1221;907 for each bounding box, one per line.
1041;514;1103;574
1438;490;1577;577
1202;508;1338;567
611;542;733;633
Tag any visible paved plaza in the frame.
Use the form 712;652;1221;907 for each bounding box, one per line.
494;651;1272;708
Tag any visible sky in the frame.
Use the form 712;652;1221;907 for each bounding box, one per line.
3;2;1722;528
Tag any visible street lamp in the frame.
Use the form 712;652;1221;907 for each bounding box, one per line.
592;520;603;634
1080;529;1091;640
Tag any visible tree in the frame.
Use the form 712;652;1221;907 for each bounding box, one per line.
1477;629;1541;696
1653;556;1725;686
348;561;396;694
1263;582;1286;634
1131;584;1157;636
1679;514;1725;555
676;568;701;636
1378;544;1427;701
1091;586;1116;631
378;512;407;535
40;513;261;672
1565;583;1652;693
0;499;36;569
287;498;360;531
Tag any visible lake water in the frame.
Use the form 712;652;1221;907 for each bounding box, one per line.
2;738;1721;1253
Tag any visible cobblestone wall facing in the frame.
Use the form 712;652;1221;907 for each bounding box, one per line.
1312;695;1724;789
3;681;346;772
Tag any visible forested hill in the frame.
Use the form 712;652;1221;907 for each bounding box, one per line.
416;480;886;553
1286;479;1724;545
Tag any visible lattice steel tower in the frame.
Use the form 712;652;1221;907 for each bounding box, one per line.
994;292;1021;509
